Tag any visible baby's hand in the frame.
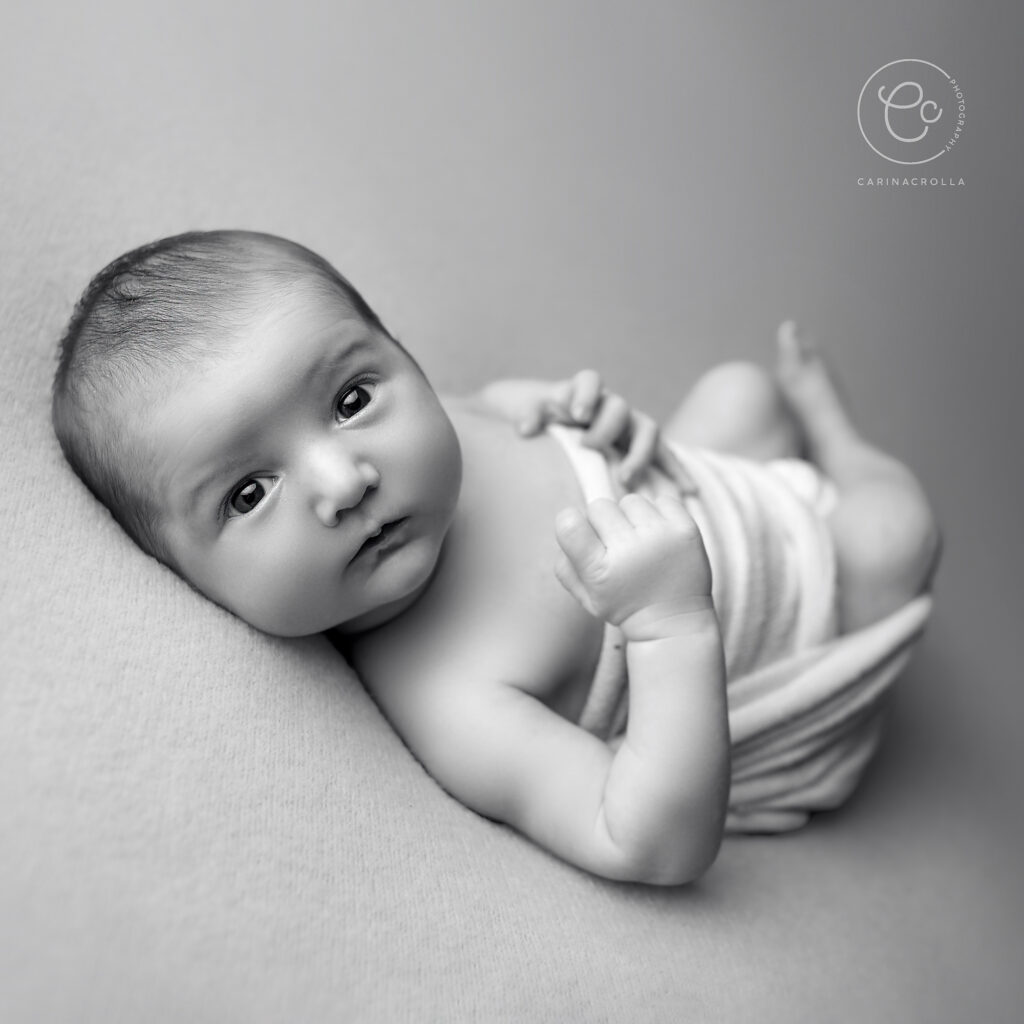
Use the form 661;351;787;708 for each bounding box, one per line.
554;494;714;642
479;370;694;490
522;369;660;488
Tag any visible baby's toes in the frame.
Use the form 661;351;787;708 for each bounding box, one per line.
774;322;851;429
776;320;821;380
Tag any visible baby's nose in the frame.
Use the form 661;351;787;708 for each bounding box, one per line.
308;448;380;526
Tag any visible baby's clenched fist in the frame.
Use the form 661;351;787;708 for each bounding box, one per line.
553;494;714;642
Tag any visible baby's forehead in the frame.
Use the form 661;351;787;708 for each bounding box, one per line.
126;294;380;443
175;282;371;371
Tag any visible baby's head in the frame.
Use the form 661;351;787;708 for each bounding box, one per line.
53;230;462;636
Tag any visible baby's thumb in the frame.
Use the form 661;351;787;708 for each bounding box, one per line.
553;554;596;616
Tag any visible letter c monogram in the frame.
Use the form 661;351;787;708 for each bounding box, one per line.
877;80;943;143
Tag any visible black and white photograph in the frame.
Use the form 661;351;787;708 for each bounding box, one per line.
1;1;1021;1021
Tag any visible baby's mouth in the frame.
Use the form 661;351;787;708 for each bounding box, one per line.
351;517;409;562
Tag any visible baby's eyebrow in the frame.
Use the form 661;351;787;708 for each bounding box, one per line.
295;332;374;390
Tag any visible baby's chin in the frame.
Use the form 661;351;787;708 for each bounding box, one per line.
240;537;445;639
331;586;425;635
331;533;449;636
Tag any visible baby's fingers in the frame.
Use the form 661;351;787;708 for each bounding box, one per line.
553;553;597;615
568;369;603;423
581;392;631;450
616;414;659;487
554;506;607;572
655;493;697;527
584;496;637;546
515;379;577;435
619;492;664;528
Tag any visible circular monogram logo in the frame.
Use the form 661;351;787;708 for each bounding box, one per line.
857;59;965;165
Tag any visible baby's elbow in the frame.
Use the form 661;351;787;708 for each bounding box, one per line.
638;834;723;887
601;817;725;887
641;798;728;886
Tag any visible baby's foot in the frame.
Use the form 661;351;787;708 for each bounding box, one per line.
774;321;859;463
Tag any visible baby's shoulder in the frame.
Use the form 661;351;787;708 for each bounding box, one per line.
344;587;551;756
349;560;597;701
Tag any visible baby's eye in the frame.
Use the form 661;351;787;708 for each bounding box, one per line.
336;383;373;421
226;478;267;517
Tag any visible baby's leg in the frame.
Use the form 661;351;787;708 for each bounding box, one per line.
662;360;803;461
774;323;941;633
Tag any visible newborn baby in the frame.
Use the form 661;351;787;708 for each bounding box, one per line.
52;230;940;885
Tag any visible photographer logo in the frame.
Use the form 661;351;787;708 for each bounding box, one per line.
857;59;965;165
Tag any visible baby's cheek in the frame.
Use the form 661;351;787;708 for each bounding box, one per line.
215;543;326;637
411;405;463;500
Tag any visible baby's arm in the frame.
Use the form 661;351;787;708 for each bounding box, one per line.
373;494;729;885
550;493;730;880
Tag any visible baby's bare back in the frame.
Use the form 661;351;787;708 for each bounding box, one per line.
349;398;604;720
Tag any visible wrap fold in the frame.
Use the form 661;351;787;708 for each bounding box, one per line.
547;425;932;833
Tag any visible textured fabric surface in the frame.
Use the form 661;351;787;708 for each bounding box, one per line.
2;2;1023;1022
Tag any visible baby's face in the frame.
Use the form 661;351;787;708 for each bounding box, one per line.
142;284;462;636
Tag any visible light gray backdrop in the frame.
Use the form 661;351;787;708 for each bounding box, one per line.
2;1;1021;1021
